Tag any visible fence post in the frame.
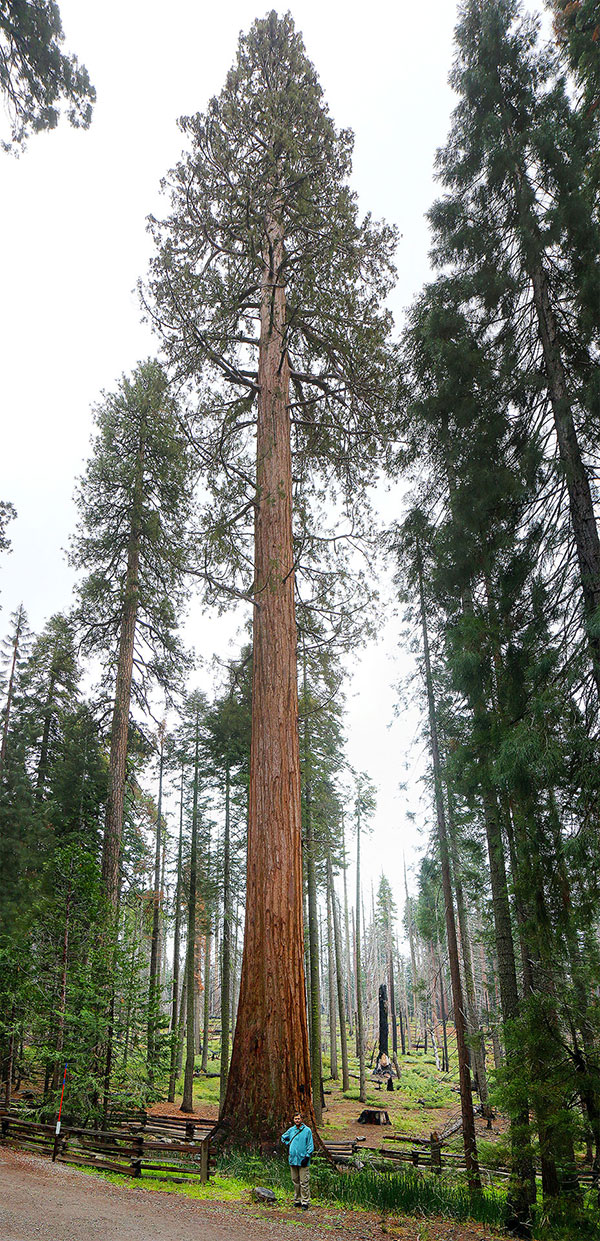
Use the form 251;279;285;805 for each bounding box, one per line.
430;1131;442;1174
200;1136;209;1184
130;1132;143;1178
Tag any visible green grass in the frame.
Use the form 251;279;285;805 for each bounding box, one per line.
219;1150;507;1227
91;1167;251;1202
85;1143;600;1240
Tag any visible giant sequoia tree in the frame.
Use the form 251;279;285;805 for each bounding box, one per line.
145;12;395;1142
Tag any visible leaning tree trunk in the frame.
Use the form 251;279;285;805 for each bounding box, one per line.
415;536;481;1193
221;199;315;1143
181;711;200;1114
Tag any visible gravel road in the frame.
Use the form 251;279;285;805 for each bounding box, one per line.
0;1148;380;1241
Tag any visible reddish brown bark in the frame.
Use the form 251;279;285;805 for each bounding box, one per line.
221;202;315;1144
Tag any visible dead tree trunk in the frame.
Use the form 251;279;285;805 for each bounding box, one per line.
378;984;389;1058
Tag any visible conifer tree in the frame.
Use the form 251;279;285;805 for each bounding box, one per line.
430;0;600;699
145;11;395;1143
72;360;194;911
0;0;95;150
0;603;30;780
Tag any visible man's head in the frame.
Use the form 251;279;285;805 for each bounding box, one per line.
293;1112;303;1127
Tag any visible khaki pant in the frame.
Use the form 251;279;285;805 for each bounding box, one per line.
290;1162;310;1205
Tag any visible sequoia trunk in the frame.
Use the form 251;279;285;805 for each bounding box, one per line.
221;201;314;1142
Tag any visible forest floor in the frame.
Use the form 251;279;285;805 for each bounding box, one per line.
0;1146;508;1241
149;1041;510;1162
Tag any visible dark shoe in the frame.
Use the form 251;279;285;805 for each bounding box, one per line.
302;1204;309;1210
293;1202;302;1208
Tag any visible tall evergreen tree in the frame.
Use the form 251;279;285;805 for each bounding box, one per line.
430;0;600;699
144;11;395;1143
71;360;194;911
0;0;95;150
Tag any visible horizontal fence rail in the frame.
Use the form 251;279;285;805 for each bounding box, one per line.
0;1110;217;1185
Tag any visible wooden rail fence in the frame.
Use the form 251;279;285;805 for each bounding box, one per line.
0;1110;217;1184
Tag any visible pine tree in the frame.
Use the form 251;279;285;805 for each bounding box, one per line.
430;0;600;699
72;360;194;911
0;603;30;780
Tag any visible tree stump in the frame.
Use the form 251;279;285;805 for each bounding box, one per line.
357;1108;390;1125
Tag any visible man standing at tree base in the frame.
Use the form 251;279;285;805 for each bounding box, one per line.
281;1112;314;1209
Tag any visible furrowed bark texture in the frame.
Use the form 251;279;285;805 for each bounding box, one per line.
222;204;315;1143
303;646;322;1122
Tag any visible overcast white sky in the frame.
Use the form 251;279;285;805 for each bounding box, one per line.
0;0;549;932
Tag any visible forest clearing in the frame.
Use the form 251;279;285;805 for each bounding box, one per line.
2;2;600;1241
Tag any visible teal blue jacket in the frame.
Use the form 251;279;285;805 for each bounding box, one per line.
281;1123;314;1165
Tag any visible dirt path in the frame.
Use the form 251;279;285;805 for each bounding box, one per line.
0;1147;380;1241
0;1147;503;1241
